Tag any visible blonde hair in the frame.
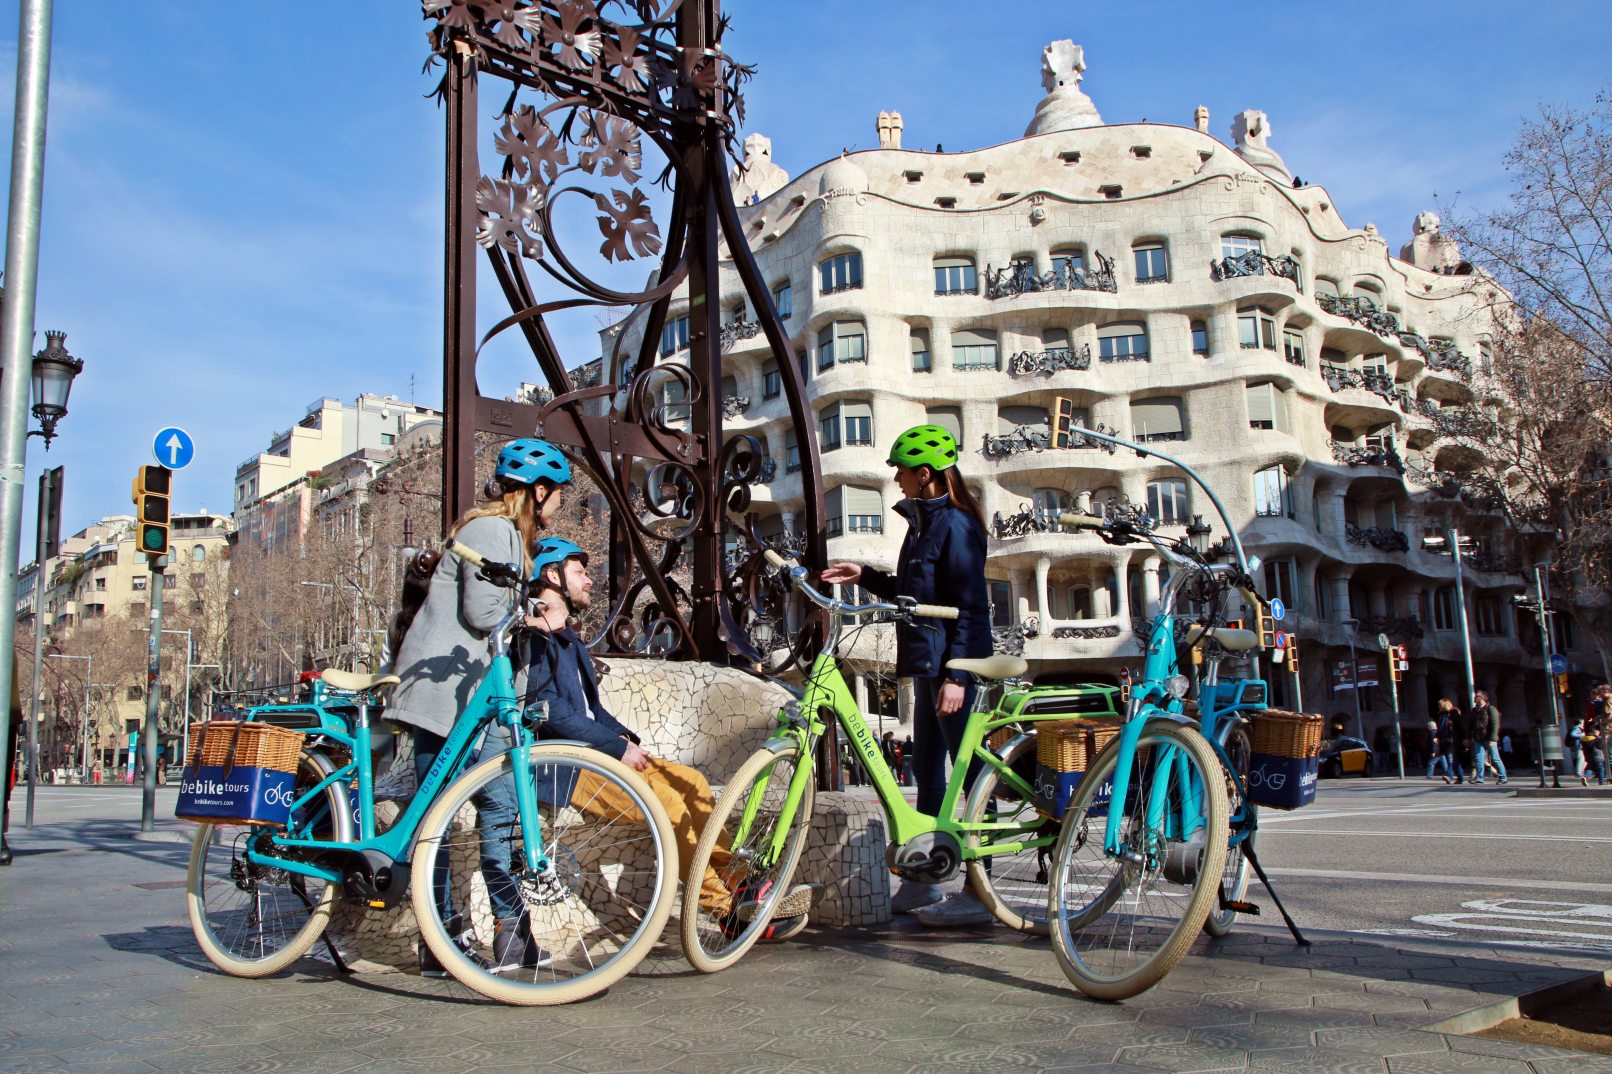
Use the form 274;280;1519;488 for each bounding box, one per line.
447;482;549;573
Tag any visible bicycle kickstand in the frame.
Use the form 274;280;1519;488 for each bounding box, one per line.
1242;842;1309;947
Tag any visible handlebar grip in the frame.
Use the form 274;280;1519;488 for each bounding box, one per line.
763;548;791;569
1058;512;1103;529
445;539;486;568
912;603;959;621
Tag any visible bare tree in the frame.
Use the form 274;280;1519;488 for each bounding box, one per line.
1441;93;1612;664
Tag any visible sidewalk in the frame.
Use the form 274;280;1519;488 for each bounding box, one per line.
2;794;1610;1074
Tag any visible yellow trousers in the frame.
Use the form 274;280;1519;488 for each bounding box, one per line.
573;756;732;914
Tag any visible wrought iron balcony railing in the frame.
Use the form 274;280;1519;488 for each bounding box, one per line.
1099;349;1151;363
1466;550;1523;575
1007;344;1092;376
1316;293;1401;338
1356;614;1425;641
990;505;1059;540
1345;523;1410;553
1425;346;1474;379
719;321;762;350
1052;624;1122;640
982;425;1052;458
1209;251;1302;289
985;253;1117;298
1320;364;1411;409
1329;441;1404;472
721;395;750;419
1134;429;1184;442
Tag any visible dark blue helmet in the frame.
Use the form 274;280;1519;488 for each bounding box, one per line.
495;438;572;487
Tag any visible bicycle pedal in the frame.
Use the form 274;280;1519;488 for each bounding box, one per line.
1224;900;1259;914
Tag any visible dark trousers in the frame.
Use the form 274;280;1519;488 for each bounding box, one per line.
412;727;521;924
911;678;978;818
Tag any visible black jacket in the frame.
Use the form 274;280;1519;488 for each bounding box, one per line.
860;494;992;684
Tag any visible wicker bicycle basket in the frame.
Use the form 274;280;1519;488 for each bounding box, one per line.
1250;710;1324;760
184;721;303;773
1037;718;1125;773
986;726;1021;754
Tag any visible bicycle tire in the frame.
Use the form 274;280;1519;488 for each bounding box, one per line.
186;749;351;977
1049;719;1229;1001
1203;723;1253;938
681;742;815;973
965;733;1055;935
411;743;676;1006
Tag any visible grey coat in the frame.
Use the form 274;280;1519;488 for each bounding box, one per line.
385;514;523;738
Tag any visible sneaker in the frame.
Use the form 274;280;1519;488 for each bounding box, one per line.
889;881;945;915
736;882;816;923
490;920;554;973
912;890;994;928
418;913;470;978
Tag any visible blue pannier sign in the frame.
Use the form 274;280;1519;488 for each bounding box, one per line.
176;764;297;827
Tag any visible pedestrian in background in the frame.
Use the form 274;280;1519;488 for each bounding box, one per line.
1566;716;1588;784
1430;700;1458;784
1587;684;1610;785
1469;691;1508;785
901;734;914;786
880;730;899;780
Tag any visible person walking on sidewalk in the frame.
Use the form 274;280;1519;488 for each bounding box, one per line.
1429;702;1457;783
1566;716;1588;784
820;424;993;926
1469;691;1508;785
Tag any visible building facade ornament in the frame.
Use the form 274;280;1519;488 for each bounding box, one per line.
1024;39;1103;136
729;132;790;206
1231;109;1291;183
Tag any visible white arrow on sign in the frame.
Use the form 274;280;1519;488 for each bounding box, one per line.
162;432;186;466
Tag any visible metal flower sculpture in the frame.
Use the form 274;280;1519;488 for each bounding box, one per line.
425;0;823;673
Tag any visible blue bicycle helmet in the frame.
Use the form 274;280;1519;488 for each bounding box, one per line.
495;437;572;487
531;537;588;586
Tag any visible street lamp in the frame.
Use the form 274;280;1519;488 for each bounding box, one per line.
1184;514;1212;556
1340;618;1365;741
27;330;82;449
1421;529;1478;709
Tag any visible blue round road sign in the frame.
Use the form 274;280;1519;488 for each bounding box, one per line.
1269;597;1286;622
153;427;195;470
1549;653;1568;674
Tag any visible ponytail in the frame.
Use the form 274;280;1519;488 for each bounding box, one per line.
944;467;988;534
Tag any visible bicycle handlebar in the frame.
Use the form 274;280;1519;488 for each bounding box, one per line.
760;549;959;622
445;539;524;589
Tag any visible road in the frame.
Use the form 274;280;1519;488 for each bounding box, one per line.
1257;777;1612;956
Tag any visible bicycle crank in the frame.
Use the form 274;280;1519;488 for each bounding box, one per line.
887;832;962;884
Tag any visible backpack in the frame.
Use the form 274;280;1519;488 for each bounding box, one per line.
387;546;442;659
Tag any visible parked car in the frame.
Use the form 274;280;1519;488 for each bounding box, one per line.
1319;736;1373;778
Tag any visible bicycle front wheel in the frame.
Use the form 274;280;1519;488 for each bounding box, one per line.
1204;722;1253;938
681;742;815;973
1049;719;1229;1001
411;743;676;1006
186;749;351;977
965;733;1055;935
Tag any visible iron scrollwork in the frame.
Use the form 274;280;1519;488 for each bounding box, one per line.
1317;293;1401;338
1209;251;1302;289
981;425;1051;458
991;505;1058;540
1345;523;1410;553
1329;440;1404;472
427;0;825;674
1052;624;1122;640
1007;344;1091;376
985;253;1116;298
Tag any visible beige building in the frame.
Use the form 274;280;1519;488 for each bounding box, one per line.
601;39;1579;742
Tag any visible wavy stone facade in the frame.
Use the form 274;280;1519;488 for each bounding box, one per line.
608;41;1577;741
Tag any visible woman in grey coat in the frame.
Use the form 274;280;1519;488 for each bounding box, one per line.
386;437;572;975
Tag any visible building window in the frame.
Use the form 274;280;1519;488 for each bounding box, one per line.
1033;488;1069;527
1263;559;1296;609
1130;397;1185;442
988;579;1014;627
1237;306;1277;350
1051;247;1085;287
826;485;884;537
662;379;689;424
771;281;791;320
1133;243;1168;283
785;431;800;474
910;329;932;372
659;313;690;356
1245;383;1289;433
1221;233;1263;259
763;359;781;400
1433;587;1457;632
1097;321;1149;362
1315;277;1340;298
192;545;207;564
817;320;866;370
1554;613;1576;651
1253;465;1292;518
95;577;106;590
819;406;842;452
844;401;873;445
127;684;143;701
926;406;962;445
1147;479;1189;525
933;256;978;295
1312;574;1329;619
1191;320;1209;356
1283;329;1307;367
951;328;999;371
1475;596;1507;637
819;252;863;294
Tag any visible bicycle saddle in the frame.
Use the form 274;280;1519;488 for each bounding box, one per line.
945;655;1030;680
320;668;402;694
1182;624;1260;651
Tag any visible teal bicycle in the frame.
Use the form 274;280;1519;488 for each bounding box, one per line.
184;541;677;1005
680;549;1122;972
1046;428;1308;1000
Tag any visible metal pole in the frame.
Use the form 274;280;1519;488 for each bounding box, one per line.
1448;528;1477;709
0;0;57;854
1386;646;1405;779
1345;628;1363;741
1536;566;1564;739
23;470;50;824
162;629;192;768
79;668;90;782
139;555;167;831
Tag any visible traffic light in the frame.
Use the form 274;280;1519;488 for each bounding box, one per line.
1557;672;1570;695
131;465;171;558
1287;637;1300;673
1255;603;1276;649
1389;650;1403;682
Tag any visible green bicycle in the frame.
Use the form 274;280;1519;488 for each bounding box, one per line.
184;541;677;1005
680;549;1120;972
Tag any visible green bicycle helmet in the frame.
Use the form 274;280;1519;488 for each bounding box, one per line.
887;424;959;471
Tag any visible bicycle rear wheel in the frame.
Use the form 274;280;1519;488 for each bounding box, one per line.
1204;722;1253;938
186;750;351;977
965;733;1055;934
1049;719;1229;1001
681;742;815;973
411;743;676;1006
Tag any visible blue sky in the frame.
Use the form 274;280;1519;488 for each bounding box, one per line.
3;0;1609;551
